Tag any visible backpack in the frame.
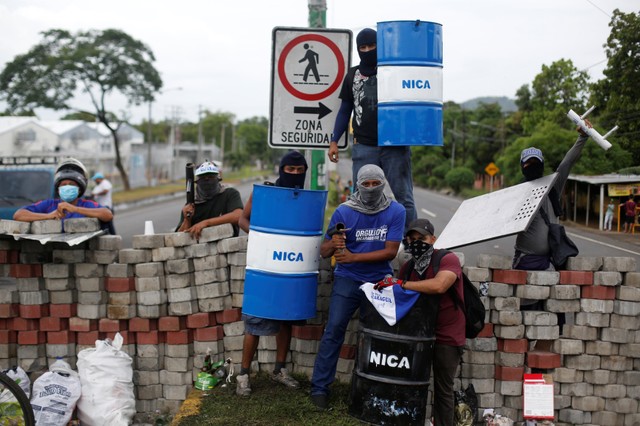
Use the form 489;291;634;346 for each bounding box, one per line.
430;250;486;339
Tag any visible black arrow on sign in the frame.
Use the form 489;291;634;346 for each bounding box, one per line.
293;102;332;120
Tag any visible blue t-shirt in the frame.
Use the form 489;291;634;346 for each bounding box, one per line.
25;198;105;230
326;201;405;283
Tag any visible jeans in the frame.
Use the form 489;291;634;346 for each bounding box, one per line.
311;275;365;396
432;344;463;426
604;212;613;230
352;143;417;227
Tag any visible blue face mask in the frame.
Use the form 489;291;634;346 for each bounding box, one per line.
59;185;79;202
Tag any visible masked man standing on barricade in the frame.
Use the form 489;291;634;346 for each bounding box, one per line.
310;164;405;410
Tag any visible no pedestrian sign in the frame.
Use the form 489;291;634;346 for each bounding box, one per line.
269;27;352;150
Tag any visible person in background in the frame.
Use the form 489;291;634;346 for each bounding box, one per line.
235;151;308;397
310;164;405;410
91;172;115;234
14;158;113;230
604;198;615;232
176;160;243;239
326;28;417;227
375;218;465;426
623;195;637;234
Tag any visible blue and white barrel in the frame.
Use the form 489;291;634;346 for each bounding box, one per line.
243;184;328;320
377;20;443;147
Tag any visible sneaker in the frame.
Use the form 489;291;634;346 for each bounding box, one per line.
235;373;251;396
271;368;299;388
310;393;328;410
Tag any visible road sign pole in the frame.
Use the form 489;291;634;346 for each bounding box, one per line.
308;0;327;190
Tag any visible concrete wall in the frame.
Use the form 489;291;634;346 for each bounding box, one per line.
0;221;639;424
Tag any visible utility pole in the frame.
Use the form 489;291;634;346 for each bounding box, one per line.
197;105;204;161
220;123;226;165
147;102;153;186
308;0;327;190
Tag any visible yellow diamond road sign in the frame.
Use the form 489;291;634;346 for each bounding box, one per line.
485;162;499;177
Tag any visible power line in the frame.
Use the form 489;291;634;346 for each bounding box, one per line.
583;0;611;18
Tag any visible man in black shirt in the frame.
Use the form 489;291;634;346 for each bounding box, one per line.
176;161;243;238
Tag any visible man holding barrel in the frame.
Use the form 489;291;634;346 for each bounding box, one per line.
326;27;417;227
235;151;308;397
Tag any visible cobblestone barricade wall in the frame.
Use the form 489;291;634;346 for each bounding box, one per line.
0;220;639;424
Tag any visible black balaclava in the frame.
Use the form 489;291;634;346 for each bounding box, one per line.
276;151;308;189
522;161;544;182
356;28;377;77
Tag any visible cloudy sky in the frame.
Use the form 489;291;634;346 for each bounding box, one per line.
0;0;636;124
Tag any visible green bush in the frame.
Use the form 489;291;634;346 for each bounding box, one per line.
445;167;475;193
432;163;451;179
427;176;440;189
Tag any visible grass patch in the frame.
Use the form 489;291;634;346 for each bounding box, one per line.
174;373;361;426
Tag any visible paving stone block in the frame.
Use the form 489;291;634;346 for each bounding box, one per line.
90;234;122;251
31;220;63;234
613;300;640;316
52;249;85;264
118;249;152;264
550;285;580;299
165;259;194;274
164;232;196;247
566;256;603;271
216;236;247;254
64;218;100;233
602;256;637;272
132;234;166;249
183;243;217;258
152;246;186;262
105;263;133;278
0;219;30;234
199;224;234;242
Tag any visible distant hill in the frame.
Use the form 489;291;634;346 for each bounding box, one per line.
460;96;517;112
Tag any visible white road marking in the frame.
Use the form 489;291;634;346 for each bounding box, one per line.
568;232;640;256
420;208;437;218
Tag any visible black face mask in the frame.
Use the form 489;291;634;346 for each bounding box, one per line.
522;162;544;181
276;172;306;189
408;239;432;259
358;49;377;76
195;177;221;203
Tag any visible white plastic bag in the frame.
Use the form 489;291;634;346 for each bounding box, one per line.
30;359;81;426
1;366;31;399
76;333;136;426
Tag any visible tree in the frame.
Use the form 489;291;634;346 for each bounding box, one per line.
237;116;275;167
496;120;631;186
0;29;163;190
519;59;589;133
591;9;640;163
445;167;474;194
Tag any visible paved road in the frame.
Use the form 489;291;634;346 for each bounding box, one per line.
115;162;640;270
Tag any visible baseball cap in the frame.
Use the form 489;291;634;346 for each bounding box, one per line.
406;218;435;237
520;147;544;164
91;172;104;180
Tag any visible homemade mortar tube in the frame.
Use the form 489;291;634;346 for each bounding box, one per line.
377;20;444;147
243;184;328;320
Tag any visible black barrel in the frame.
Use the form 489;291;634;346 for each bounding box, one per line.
349;293;438;425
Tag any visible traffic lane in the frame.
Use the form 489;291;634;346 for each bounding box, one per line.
413;186;640;270
115;181;257;248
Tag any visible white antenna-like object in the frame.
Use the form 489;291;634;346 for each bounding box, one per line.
567;106;618;150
